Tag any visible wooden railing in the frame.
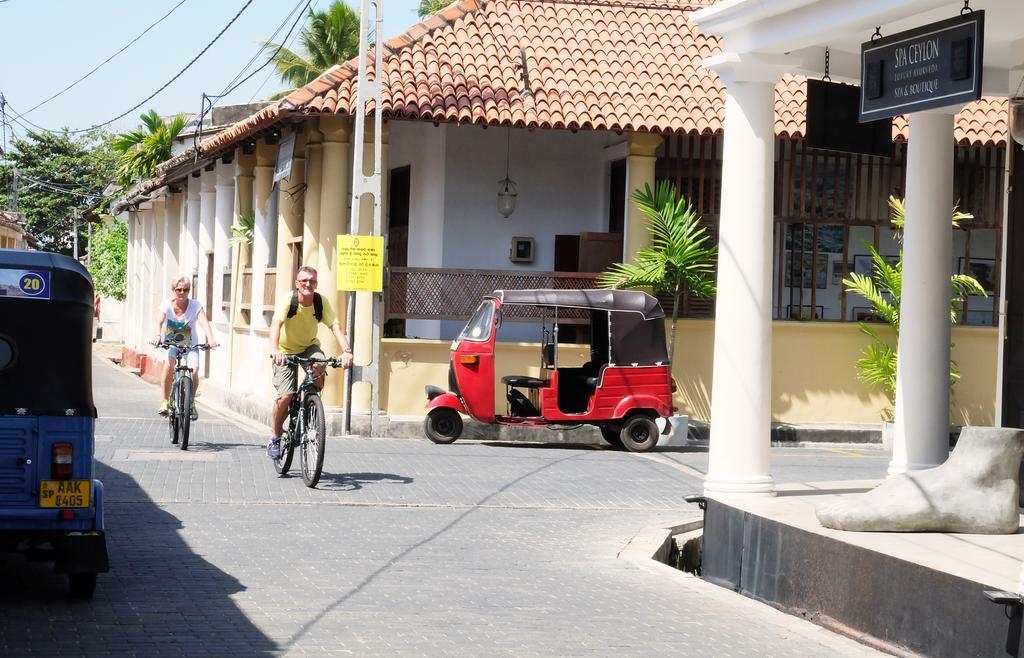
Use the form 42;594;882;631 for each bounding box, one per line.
263;268;276;309
221;268;231;309
385;267;715;322
241;268;253;308
387;267;601;322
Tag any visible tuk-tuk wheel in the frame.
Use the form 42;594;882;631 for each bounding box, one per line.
600;426;623;448
620;415;659;452
425;408;463;444
68;573;97;599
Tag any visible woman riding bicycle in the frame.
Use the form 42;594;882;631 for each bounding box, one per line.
267;266;352;459
150;276;219;419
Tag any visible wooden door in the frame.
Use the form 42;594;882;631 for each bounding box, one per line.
1003;142;1024;427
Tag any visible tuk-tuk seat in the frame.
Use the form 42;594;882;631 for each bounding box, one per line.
501;375;547;389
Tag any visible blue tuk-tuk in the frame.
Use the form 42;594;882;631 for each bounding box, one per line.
0;249;109;597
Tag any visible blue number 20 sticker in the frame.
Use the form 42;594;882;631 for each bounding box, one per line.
18;271;50;299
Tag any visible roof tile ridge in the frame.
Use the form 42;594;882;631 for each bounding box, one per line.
381;0;485;54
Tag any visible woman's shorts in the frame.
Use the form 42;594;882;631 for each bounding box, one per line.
162;345;199;369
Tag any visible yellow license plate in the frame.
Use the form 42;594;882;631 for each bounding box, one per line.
39;480;91;508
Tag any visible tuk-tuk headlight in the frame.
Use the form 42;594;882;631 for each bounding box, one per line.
0;335;13;370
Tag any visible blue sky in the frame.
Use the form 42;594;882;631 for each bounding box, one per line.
0;0;421;140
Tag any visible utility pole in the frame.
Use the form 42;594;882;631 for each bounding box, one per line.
342;0;384;436
73;210;79;260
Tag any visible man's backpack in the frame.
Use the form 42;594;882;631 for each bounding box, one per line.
287;291;323;321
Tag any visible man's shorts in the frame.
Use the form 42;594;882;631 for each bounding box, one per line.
162;345;199;369
272;344;325;397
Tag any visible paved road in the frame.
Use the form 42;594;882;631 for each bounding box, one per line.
0;353;890;656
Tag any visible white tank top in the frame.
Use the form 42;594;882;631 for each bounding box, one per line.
160;299;203;345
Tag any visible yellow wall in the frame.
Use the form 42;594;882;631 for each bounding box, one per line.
380;320;998;424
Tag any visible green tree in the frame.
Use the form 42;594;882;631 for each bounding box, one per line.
418;0;451;17
0;129;116;255
597;181;717;363
264;1;362;99
111;110;187;188
843;196;985;420
87;219;128;300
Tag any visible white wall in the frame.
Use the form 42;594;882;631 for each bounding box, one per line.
386;120;618;342
389;120;447;339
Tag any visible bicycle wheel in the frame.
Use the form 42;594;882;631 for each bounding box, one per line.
168;380;180;445
300;394;326;488
178;375;193;451
274;410;297;475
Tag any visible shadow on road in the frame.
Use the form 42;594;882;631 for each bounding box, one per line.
0;458;277;654
316;471;414;491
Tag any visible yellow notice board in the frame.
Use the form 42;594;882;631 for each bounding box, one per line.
337;235;385;292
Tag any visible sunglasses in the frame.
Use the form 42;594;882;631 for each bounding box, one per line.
174;288;190;293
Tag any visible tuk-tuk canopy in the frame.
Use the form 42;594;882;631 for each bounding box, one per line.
491;289;669;366
0;249;96;417
492;289;665;320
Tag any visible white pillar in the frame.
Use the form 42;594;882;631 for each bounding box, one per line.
704;74;777;498
163;192;182;287
213;165;234;324
152;196;167;299
141;203;157;344
199;169;216;311
126;211;140;349
185;181;201;279
251;140;276;328
890;111;956;475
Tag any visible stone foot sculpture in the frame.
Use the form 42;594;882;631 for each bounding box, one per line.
817;426;1024;534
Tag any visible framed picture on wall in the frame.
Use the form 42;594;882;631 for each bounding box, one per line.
787;304;824;320
784;252;829;289
966;309;995;325
831;258;849;285
958;258;995;295
853;253;898;277
851;306;883;322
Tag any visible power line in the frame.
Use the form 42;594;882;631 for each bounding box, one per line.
5;0;257;135
215;0;309;101
20;0;192;117
15;172;105;199
193;0;310;153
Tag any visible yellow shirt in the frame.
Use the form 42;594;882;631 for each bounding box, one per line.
272;292;337;354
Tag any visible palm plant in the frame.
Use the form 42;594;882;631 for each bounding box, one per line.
263;1;362;99
418;0;452;17
597;181;717;363
230;210;255;246
111;110;187;188
843;196;985;420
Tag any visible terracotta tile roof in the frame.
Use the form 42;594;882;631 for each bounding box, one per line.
198;0;724;155
777;75;1008;147
130;0;1007;200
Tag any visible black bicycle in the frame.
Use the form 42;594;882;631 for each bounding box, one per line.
273;355;342;487
158;341;212;451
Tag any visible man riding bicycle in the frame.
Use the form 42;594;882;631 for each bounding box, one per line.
151;276;219;419
267;266;353;459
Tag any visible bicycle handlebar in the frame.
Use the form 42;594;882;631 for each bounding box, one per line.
156;342;214;351
271;354;345;368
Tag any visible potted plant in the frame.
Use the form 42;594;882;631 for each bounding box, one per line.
843;196;985;431
598;181;717;441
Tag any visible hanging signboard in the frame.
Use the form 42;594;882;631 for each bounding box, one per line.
273;131;296;182
337;234;384;292
860;11;984;122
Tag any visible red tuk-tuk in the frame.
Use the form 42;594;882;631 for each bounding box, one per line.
423;289;675;452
